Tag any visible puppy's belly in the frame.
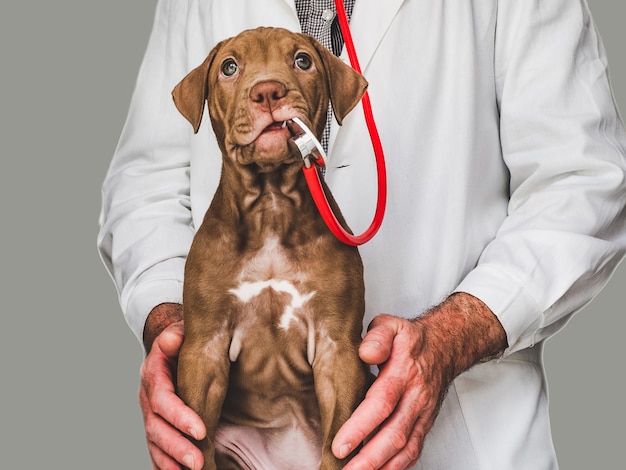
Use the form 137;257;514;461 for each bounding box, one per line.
213;280;327;467
217;387;322;469
215;421;322;470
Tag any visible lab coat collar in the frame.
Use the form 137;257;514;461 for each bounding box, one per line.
280;0;408;69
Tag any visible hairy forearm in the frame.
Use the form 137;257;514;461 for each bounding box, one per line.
143;303;184;352
415;293;508;383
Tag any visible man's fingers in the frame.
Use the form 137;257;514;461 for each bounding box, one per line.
145;377;205;441
337;314;447;469
378;418;428;470
333;365;405;460
145;409;203;470
334;315;412;462
140;387;204;470
332;395;391;459
148;441;184;470
336;366;424;469
146;420;201;470
142;325;206;441
351;386;428;470
139;322;206;469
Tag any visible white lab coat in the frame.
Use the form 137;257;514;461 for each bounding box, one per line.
98;0;626;468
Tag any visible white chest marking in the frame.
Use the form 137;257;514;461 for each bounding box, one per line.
229;280;316;330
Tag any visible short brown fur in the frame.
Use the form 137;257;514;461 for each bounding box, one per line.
173;27;369;470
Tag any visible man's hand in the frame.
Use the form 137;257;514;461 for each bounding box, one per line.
140;304;206;470
332;293;508;470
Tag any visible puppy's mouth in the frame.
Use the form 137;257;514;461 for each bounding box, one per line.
229;109;317;171
260;121;289;134
231;118;296;169
253;119;291;149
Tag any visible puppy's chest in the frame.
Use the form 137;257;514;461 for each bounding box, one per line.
228;236;318;333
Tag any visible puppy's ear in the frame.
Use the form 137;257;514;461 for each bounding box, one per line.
309;37;368;125
172;48;219;134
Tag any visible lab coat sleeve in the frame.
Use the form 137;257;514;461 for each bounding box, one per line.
455;0;626;355
97;0;196;344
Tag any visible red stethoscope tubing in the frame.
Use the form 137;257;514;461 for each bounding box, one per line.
302;0;387;246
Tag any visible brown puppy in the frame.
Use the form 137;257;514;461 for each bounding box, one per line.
172;27;369;470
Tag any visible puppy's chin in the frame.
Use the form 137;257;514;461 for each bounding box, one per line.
235;131;300;172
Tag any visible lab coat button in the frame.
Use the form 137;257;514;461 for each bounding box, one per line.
322;9;335;22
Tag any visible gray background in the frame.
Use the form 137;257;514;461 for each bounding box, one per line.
0;1;623;468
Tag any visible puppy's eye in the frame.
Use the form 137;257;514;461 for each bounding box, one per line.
221;58;238;77
294;53;312;71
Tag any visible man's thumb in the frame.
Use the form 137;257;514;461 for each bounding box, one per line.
359;315;398;365
157;321;184;358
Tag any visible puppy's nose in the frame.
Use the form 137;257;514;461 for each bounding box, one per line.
249;81;287;111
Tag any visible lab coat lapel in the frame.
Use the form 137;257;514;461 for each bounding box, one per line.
324;0;407;229
280;0;297;16
328;0;405;160
346;0;407;73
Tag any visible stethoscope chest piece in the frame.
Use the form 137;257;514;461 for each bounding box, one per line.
286;117;326;169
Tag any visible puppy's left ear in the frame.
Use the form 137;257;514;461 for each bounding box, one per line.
310;38;368;125
172;48;219;134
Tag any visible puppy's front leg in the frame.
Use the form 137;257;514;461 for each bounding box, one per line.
178;332;231;470
313;336;369;469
